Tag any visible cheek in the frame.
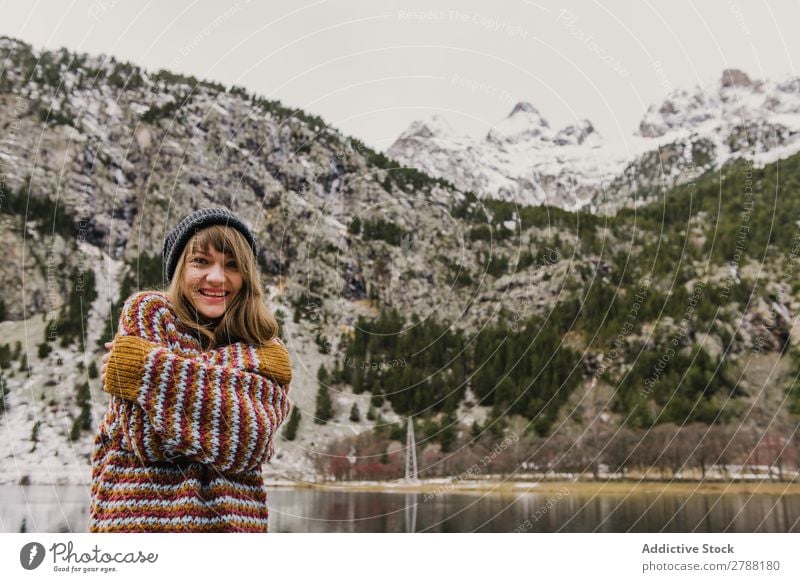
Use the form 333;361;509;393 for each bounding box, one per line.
183;271;201;291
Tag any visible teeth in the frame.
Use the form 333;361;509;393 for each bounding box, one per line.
200;290;227;297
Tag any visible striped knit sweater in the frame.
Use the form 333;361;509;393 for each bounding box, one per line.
89;290;292;533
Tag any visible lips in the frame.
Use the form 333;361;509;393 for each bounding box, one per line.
197;289;229;303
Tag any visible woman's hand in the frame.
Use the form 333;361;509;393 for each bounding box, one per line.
100;341;113;386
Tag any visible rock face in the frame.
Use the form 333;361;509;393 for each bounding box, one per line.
3;36;575;484
721;68;753;89
389;70;800;214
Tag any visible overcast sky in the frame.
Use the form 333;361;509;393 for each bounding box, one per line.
2;0;799;151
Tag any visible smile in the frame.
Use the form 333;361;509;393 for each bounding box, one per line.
199;289;229;299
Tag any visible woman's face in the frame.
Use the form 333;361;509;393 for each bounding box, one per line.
182;243;243;321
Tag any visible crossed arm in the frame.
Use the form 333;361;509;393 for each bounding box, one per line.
102;292;292;474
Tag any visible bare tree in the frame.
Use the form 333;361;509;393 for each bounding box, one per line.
605;426;639;478
683;423;713;479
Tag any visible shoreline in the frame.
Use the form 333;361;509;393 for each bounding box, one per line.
265;478;800;496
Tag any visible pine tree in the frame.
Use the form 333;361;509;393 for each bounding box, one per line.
0;343;10;369
0;373;8;413
315;385;333;424
37;342;51;359
330;360;343;384
349;403;360;422
352;366;364;394
317;364;329;383
30;420;40;452
283;407;301;440
70;382;91;440
315;365;333;424
471;419;482;439
439;412;457;452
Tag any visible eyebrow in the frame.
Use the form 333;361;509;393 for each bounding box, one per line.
191;248;234;257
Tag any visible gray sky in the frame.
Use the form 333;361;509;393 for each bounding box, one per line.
2;0;799;151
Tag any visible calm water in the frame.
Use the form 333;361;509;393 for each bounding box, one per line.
2;485;799;533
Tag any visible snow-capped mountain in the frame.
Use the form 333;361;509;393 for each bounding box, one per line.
388;101;617;212
388;69;800;214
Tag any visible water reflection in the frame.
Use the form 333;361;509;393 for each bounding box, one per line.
267;487;800;533
405;493;417;532
1;485;798;533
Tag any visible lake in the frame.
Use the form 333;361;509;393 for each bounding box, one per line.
2;485;798;532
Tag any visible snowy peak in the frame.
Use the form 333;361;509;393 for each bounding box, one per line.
396;114;457;140
721;68;755;89
390;113;470;153
388;68;800;213
508;101;550;125
554;119;597;146
637;68;800;139
488;101;552;144
388;99;614;211
486;102;601;148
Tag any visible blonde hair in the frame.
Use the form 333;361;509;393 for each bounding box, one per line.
162;224;279;351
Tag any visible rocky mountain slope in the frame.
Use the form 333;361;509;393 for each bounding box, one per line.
0;35;525;484
1;37;798;489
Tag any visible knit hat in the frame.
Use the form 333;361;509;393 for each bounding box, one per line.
162;208;258;283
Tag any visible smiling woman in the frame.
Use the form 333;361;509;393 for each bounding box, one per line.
183;245;243;321
161;207;276;348
89;207;293;533
179;233;245;331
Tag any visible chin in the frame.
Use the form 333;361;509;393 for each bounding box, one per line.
199;308;225;320
189;300;226;322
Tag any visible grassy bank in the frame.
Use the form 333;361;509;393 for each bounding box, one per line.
267;478;800;496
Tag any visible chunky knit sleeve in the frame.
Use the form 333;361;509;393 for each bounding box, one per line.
106;291;292;473
200;338;292;386
110;291;181;466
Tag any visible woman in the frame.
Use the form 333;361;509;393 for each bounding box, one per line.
89;207;293;533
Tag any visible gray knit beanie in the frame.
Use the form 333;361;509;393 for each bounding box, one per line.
162;207;258;283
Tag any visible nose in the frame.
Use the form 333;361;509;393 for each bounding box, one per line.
206;262;225;284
